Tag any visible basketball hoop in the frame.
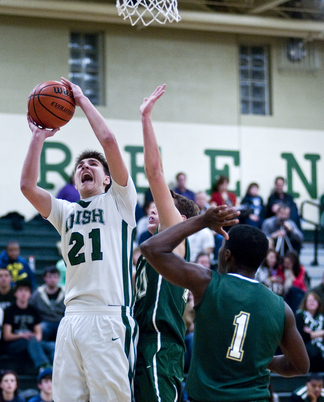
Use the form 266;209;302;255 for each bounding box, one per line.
116;0;181;26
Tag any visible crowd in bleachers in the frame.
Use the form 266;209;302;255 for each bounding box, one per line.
0;171;322;400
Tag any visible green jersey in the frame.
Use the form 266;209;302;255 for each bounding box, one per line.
186;272;285;402
134;239;190;347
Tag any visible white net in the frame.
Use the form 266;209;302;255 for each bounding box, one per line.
116;0;181;26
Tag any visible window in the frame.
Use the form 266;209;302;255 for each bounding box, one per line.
69;33;104;106
239;45;270;115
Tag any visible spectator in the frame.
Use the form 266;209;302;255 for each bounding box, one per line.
173;172;196;201
311;272;324;310
240;182;265;228
0;370;26;402
56;174;80;203
29;266;65;342
209;175;236;208
194;191;210;214
266;176;301;228
255;249;283;296
188;226;215;262
290;373;324;402
0;268;15;311
53;242;66;289
0;241;35;290
277;250;308;313
2;279;54;372
195;251;212;269
28;368;53;402
261;204;304;255
135;200;155;245
296;291;324;372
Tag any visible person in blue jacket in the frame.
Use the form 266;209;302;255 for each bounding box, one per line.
0;241;35;290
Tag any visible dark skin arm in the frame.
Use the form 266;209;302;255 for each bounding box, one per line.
140;205;239;304
267;303;310;376
141;206;310;377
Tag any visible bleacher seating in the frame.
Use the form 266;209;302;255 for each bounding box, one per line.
0;213;61;394
0;214;61;286
271;372;324;401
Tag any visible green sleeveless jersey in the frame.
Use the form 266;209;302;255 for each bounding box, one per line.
134;239;190;347
186;272;285;402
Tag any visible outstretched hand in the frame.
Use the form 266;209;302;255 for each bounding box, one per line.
61;77;84;107
140;84;166;117
27;113;59;138
203;206;240;240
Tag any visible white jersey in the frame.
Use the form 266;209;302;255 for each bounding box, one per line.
48;176;137;308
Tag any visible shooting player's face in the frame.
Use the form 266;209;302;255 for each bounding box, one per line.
74;158;110;198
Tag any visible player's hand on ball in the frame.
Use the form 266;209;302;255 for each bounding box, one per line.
27;113;59;138
61;77;84;106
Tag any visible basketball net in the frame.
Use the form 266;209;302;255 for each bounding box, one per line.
116;0;181;26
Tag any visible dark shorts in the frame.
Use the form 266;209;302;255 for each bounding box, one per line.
134;339;184;402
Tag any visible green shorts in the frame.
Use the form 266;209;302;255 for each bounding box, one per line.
134;339;185;402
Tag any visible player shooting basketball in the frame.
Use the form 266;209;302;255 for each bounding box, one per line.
21;77;138;402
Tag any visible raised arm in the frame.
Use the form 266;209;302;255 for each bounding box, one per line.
20;117;59;218
61;77;128;187
140;206;239;303
267;303;309;376
140;85;185;253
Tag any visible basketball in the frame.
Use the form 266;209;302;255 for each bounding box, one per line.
28;81;75;129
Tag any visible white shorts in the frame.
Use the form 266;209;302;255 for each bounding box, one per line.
53;305;138;402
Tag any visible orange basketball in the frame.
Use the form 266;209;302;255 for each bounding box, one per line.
28;81;75;129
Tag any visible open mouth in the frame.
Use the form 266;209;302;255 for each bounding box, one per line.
81;172;93;183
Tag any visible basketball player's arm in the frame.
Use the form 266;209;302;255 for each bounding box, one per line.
61;77;129;187
267;303;310;376
140;84;184;256
20;116;59;218
140;206;239;303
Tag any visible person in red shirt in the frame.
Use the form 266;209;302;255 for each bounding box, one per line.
277;250;308;313
210;176;236;208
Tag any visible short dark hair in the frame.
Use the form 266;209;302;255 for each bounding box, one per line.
43;265;60;277
246;182;259;195
170;190;200;219
176;172;186;180
74;150;111;191
277;203;290;212
0;267;12;276
14;279;33;292
6;240;19;250
225;225;269;271
308;372;323;382
275;176;285;183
